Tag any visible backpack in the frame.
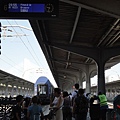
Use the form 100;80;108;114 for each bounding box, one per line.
75;95;88;113
114;95;120;115
63;96;71;107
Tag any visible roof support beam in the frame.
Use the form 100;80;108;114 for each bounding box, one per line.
65;6;81;69
49;57;94;65
61;0;120;18
48;42;99;61
48;42;120;67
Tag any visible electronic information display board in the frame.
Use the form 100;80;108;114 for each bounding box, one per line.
0;0;59;19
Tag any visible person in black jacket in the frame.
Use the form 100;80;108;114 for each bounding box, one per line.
90;95;100;120
73;88;88;120
12;95;23;120
22;97;31;120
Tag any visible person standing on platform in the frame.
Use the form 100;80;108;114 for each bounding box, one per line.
113;95;120;120
12;95;23;120
22;97;31;120
27;96;44;120
98;91;108;120
62;91;72;120
73;88;89;120
72;83;79;106
50;88;63;120
90;95;100;120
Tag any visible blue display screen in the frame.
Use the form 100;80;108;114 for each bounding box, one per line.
8;3;45;13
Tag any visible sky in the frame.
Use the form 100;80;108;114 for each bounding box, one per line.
0;19;57;87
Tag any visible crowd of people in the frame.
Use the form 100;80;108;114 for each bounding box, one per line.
11;95;44;120
12;83;120;120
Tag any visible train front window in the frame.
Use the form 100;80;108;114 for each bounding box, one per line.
39;85;47;94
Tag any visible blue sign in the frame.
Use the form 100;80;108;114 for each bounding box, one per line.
0;0;59;19
8;4;45;13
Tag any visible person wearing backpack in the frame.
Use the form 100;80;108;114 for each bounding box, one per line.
73;88;89;120
71;83;79;106
27;96;44;120
113;95;120;120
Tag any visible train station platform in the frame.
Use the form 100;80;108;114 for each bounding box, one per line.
42;102;113;120
0;95;114;120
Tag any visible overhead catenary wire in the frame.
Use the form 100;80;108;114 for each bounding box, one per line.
0;21;24;73
6;20;41;68
2;54;24;70
0;19;51;82
14;20;44;68
0;57;23;73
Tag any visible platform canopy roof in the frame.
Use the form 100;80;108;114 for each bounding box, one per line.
29;0;120;90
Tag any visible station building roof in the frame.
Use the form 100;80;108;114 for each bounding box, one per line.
0;69;34;90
